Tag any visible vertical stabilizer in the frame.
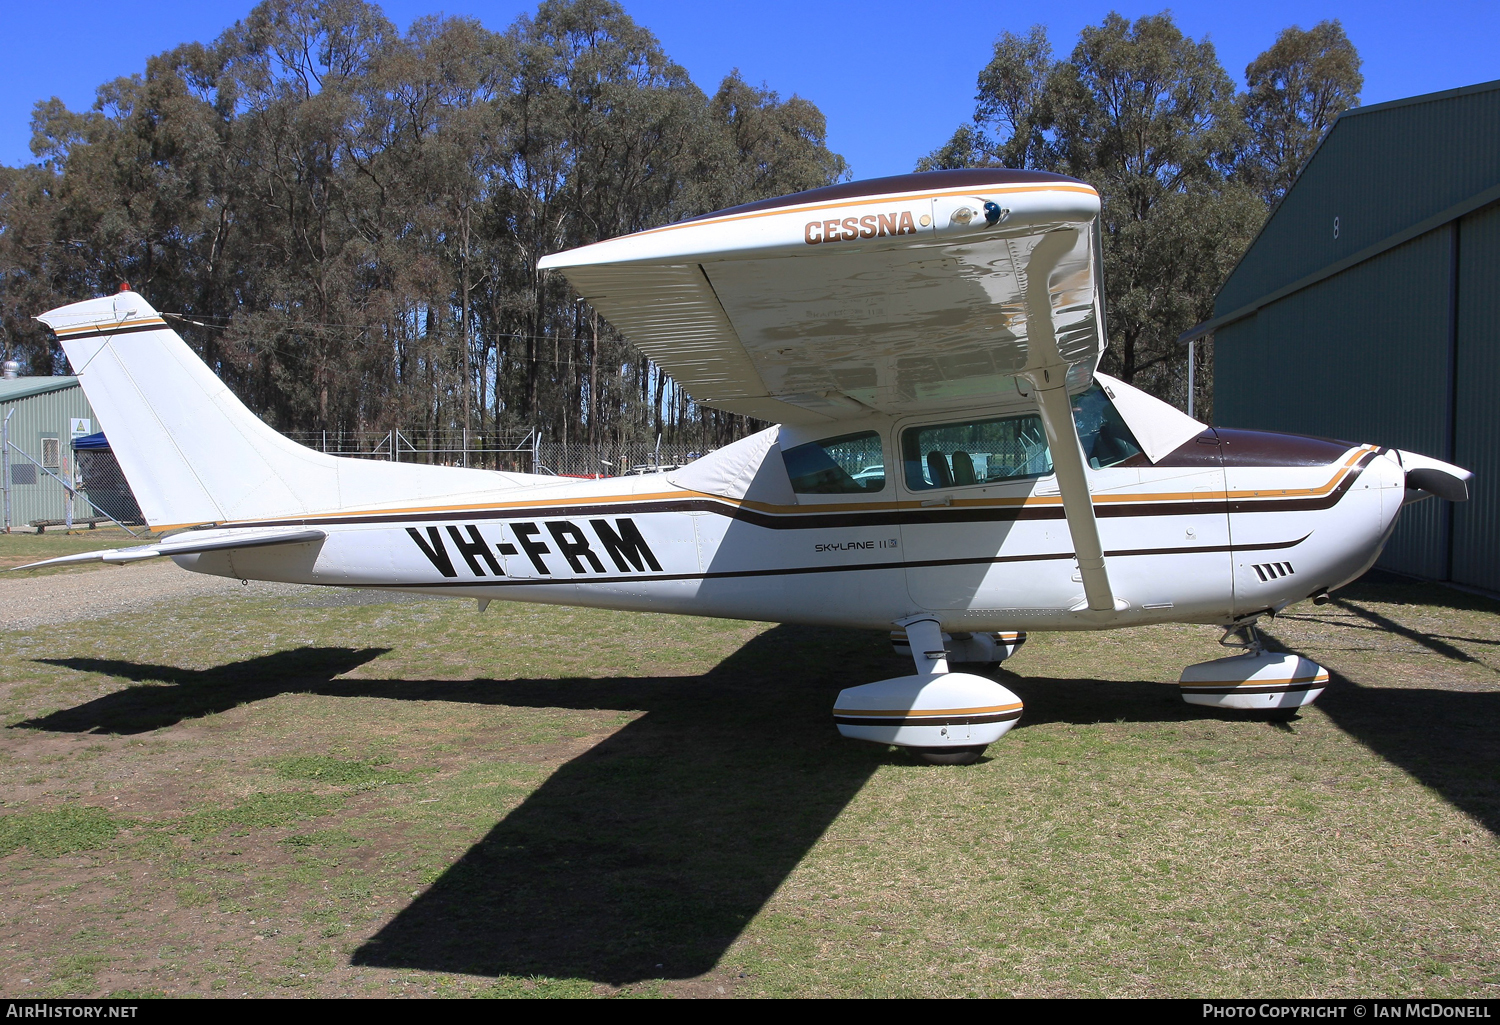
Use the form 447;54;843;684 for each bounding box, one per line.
38;292;534;529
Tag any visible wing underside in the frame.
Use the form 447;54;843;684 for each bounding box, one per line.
542;170;1105;424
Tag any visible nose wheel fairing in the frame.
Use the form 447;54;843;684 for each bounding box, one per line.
1179;649;1329;710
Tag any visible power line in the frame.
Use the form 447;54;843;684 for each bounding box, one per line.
162;311;616;348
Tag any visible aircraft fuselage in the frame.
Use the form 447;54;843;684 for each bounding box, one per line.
172;424;1404;633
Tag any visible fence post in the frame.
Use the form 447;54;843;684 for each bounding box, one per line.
1187;339;1196;419
63;452;73;530
463;426;469;468
2;408;11;533
390;429;396;462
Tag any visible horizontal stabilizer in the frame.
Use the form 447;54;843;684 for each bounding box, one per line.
9;528;326;572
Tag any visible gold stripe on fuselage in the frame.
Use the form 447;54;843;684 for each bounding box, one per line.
146;445;1378;533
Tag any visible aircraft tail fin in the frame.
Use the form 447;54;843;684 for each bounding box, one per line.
38;291;531;530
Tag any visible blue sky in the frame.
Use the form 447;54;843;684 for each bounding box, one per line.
3;0;1497;179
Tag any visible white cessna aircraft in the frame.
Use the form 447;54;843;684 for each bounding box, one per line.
26;169;1472;764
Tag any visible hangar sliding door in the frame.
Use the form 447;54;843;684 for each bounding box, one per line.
1452;204;1500;592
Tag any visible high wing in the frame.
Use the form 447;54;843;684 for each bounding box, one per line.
541;168;1119;611
538;169;1105;425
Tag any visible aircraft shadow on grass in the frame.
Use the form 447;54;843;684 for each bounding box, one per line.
24;625;905;983
18;579;1500;983
1262;584;1500;842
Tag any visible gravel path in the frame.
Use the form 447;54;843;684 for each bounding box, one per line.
0;563;438;631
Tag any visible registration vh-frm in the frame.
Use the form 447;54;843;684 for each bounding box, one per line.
23;169;1472;764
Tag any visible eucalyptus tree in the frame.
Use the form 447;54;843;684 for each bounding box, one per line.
1241;21;1362;204
916;11;1362;411
0;0;847;457
1048;13;1259;394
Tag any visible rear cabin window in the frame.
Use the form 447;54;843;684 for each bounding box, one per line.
782;431;885;494
901;385;1147;491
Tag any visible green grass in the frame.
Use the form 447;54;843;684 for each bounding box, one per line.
0;528;158;575
172;792;348;841
269;756;428;788
0;806;120;857
0;567;1497;998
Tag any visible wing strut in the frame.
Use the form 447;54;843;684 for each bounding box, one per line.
1022;229;1116;614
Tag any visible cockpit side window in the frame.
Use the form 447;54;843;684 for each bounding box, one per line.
900;385;1148;491
902;414;1052;491
1072;384;1146;469
782;430;885;494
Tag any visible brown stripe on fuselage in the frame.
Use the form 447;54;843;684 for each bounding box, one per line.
196;448;1377;534
346;533;1312;590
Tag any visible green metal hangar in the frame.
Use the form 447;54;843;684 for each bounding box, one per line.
1189;79;1500;590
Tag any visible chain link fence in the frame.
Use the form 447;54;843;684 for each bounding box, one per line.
2;427;727;533
535;439;710;478
2;435;146;533
280;429;717;478
75;447;145;527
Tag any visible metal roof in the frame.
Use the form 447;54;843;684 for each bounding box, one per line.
1182;77;1500;343
0;376;80;402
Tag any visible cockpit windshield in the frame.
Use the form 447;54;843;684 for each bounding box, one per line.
1072;384;1146;469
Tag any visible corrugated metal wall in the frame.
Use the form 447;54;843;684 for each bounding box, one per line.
1214;80;1500;587
1;382;98;527
1453;203;1500;591
1218;82;1500;313
1216;230;1454;578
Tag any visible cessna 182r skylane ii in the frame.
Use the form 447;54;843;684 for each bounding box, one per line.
24;169;1473;764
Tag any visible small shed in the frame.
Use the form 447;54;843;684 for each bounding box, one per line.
0;375;101;529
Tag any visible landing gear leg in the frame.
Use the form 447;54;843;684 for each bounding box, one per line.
902;616;949;675
1219;620;1265;655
